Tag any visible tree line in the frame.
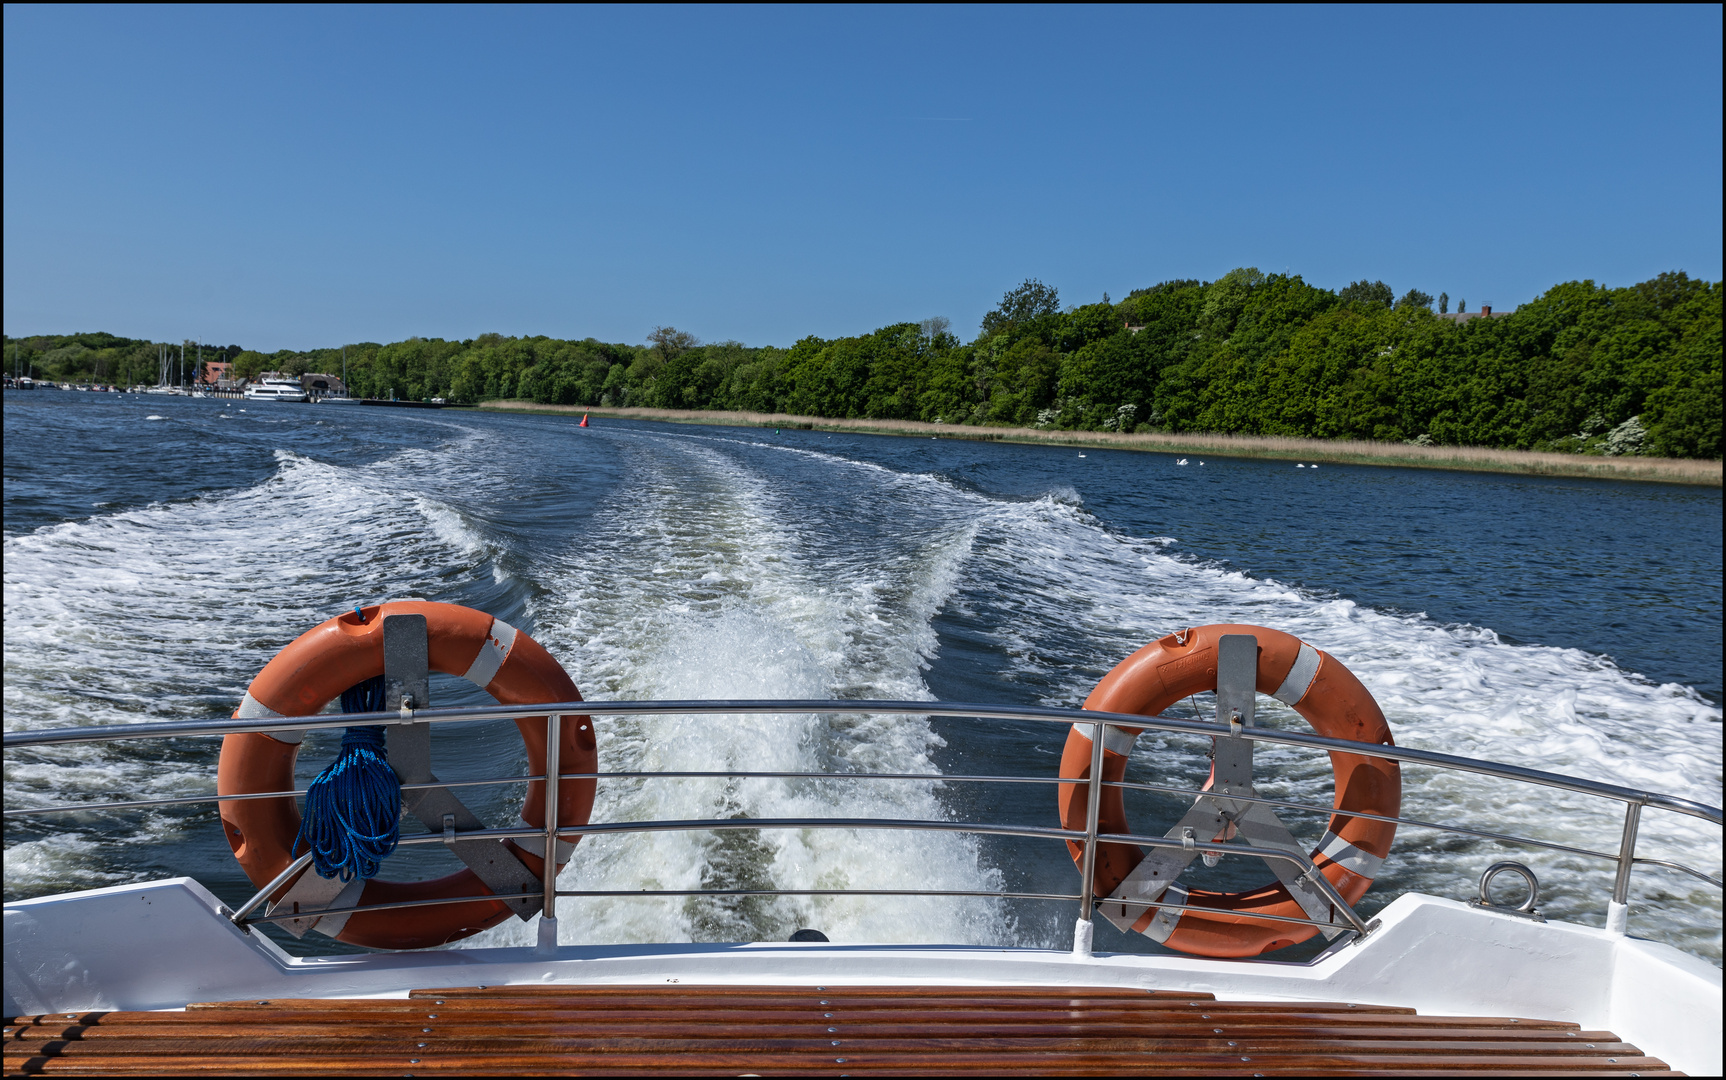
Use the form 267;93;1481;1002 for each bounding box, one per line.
6;269;1719;458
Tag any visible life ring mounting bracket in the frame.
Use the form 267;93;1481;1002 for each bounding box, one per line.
1094;633;1345;937
1059;623;1400;958
220;602;598;949
319;613;543;923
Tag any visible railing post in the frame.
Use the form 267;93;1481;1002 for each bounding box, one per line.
229;850;314;928
1074;718;1107;957
536;713;561;955
1607;799;1642;935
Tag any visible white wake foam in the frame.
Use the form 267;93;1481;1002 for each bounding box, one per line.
2;446;502;895
468;436;1011;947
599;430;1721;960
951;490;1722;959
8;418;1716;965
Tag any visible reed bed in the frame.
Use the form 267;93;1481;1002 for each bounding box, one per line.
479;401;1723;486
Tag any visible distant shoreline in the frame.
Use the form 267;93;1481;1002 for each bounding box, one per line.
476;401;1724;487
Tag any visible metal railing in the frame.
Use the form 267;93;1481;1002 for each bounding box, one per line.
6;698;1721;953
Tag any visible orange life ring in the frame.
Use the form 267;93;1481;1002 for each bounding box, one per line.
1058;624;1398;957
217;601;595;950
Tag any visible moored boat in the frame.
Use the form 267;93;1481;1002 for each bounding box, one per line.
242;378;310;403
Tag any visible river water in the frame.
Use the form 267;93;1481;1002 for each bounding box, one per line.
4;391;1720;963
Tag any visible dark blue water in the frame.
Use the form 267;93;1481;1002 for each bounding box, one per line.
5;390;1721;961
8;393;1716;702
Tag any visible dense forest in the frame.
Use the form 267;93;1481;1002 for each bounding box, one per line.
7;270;1720;458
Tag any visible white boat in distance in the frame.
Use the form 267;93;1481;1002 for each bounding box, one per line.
242;377;310;403
3;609;1719;1076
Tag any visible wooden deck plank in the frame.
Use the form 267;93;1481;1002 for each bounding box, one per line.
2;1016;1631;1043
406;985;1214;999
190;988;1200;1009
6;1018;1612;1042
3;1052;1683;1077
194;991;1401;1012
180;995;1242;1012
2;986;1678;1078
30;1006;1575;1030
4;1033;1654;1057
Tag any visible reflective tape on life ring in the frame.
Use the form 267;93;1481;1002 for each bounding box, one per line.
241;615;528;747
1057;623;1399;959
217;600;596;951
1272;643;1321;705
236;691;299;743
1069;723;1138;757
463;618;518;689
1315;830;1385;877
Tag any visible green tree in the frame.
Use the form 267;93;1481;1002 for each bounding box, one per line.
7;269;1715;459
1339;280;1395;308
1199;268;1266;336
980;279;1060;337
649;325;698;359
232;350;269;380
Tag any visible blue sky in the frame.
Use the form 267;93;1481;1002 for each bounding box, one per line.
4;4;1721;352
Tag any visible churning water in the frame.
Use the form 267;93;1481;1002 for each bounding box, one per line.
4;392;1720;963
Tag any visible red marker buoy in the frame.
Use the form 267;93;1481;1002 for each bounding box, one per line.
579;413;589;427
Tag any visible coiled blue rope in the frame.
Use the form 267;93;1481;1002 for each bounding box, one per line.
292;674;400;881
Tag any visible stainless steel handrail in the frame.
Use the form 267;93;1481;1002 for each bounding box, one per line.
0;767;1694;878
222;816;1370;937
239;888;1346;935
2;773;558;817
1633;858;1726;888
37;767;1706;884
230;851;314;925
538;713;561;952
1107;778;1624;864
390;818;1083;847
8;698;1719;825
7;697;1719;949
1;769;1062;818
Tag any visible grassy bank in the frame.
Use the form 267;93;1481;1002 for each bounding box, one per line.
477;401;1723;486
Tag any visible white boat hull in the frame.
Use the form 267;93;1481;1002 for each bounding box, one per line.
243;391;310;403
5;878;1718;1075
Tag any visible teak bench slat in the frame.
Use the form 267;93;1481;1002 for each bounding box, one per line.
2;985;1681;1077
